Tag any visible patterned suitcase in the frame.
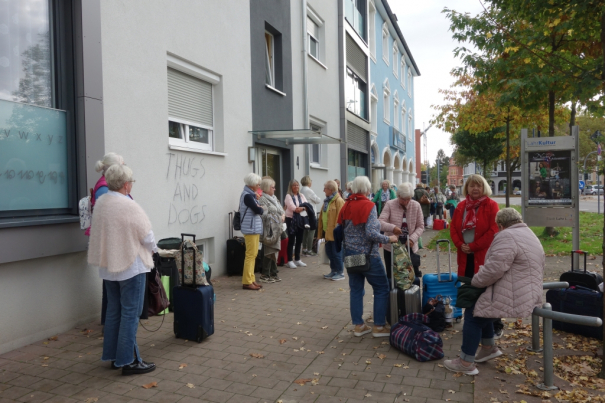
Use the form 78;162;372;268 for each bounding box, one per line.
390;313;444;362
422;239;462;319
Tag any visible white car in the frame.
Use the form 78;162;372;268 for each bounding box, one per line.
513;189;521;195
585;185;604;195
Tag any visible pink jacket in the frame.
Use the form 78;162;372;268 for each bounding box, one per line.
472;223;545;318
378;199;424;253
284;193;308;218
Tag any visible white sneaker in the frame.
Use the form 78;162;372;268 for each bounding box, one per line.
294;260;307;267
287;261;297;269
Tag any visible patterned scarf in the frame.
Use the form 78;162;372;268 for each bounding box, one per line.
323;194;335;212
381;189;390;202
462;195;487;231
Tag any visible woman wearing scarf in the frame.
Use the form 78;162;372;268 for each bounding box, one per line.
450;174;503;337
316;180;345;280
372;180;396;216
339;176;398;338
258;176;285;283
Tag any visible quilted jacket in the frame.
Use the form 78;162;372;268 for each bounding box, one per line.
379;199;424;253
471;223;545;318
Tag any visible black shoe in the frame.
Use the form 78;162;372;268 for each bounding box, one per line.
121;361;156;376
111;361;120;370
415;270;423;278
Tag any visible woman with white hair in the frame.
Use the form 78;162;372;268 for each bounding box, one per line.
300;175;322;256
239;173;267;290
372;180;396;216
88;164;156;375
258;176;285;283
379;182;425;279
338;176;398;338
444;208;545;375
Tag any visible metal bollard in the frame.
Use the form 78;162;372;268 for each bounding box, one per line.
542;282;569;290
537;303;558;391
527;313;543;353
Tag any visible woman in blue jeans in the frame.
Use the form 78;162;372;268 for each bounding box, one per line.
338;176;398;338
316;180;345;280
88;164;157;376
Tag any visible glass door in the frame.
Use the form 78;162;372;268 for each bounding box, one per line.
256;147;282;201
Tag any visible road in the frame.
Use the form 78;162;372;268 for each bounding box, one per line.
492;196;604;213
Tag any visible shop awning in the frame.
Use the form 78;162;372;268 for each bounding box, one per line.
249;129;341;144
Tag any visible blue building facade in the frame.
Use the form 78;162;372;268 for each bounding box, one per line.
368;0;420;191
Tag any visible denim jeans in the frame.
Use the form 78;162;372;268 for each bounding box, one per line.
348;255;390;326
460;304;496;362
448;206;456;220
102;273;146;367
324;241;343;275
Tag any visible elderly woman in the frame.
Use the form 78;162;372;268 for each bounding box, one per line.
339;176;398;338
450;174;503;336
300;175;322;257
88;164;156;375
413;183;431;226
239;173;266;290
258;176;285;283
284;179;308;268
379;183;425;279
432;186;447;220
372;180;396;216
344;181;353;199
444;209;545;375
446;185;460;220
317;180;345;280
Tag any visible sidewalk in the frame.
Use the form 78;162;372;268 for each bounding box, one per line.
0;229;602;403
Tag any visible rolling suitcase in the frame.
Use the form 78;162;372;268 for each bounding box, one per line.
173;233;215;343
546;286;603;340
422;239;462;320
227;212;246;276
277;237;289;266
388;240;422;325
559;250;603;291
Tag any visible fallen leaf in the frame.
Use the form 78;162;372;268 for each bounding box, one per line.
365;393;372;397
178;363;187;370
294;378;313;385
249;353;264;359
448;390;456;394
48;336;58;341
377;354;386;360
142;382;157;389
365;360;372;364
292;337;298;340
186;383;195;388
313;372;319;376
321;326;328;329
84;399;98;403
279;339;287;344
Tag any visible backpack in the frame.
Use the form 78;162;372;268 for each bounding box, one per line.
390;313;444;362
422;297;446;332
78;188;94;230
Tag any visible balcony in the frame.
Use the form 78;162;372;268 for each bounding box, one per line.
390;126;406;152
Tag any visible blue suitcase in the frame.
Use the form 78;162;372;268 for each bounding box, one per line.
173;233;215;343
422;240;462;319
546;286;603;340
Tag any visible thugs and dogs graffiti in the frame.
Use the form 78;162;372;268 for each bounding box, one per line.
166;153;207;225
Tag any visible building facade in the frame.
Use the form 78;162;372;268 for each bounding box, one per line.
368;0;419;191
447;158;464;190
462;161;522;195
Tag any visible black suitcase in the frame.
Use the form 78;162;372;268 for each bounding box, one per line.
173;233;215;342
227;212;263;276
560;250;603;291
546;286;603;340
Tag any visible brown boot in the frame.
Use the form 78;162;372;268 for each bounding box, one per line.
253;282;263;288
243;283;261;290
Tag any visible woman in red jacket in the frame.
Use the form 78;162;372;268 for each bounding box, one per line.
450;174;503;337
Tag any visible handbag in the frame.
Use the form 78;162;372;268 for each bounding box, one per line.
175;240;210;286
420;194;430;205
422;296;446;332
147;267;169;316
390;313;444;362
342;225;372;274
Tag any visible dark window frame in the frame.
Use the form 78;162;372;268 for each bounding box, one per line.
264;22;284;92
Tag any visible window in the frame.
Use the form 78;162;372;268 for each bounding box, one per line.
369;1;376;59
401;102;406;133
383;80;390;123
265;31;275;87
382;24;389;64
401;57;407;88
310;124;321;164
408;110;413;141
407;69;412;96
345;0;366;40
501;161;505;171
393;92;399;129
346;68;367;119
393;46;399;77
370;85;378;134
348;149;367;182
167;67;215;152
307;17;319;59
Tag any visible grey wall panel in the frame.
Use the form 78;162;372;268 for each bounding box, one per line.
347;121;368;153
79;0;103;101
346;33;367;80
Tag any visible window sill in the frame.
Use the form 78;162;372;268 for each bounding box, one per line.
168;144;227;156
265;84;286;97
310;164;329;171
308;53;328;69
383;118;391;125
0;215;79;229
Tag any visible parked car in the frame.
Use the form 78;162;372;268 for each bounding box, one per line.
584;185;604;195
513;189;521;195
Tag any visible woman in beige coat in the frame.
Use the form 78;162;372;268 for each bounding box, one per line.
316;180;345;280
444;208;545;375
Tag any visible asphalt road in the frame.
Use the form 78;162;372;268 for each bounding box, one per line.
492;195;605;213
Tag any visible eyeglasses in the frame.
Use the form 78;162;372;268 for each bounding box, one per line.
128;180;136;183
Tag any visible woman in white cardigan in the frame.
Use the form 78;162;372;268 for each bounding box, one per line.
88;164;157;376
300;175;322;256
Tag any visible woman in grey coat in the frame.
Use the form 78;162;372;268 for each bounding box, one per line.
258;177;285;283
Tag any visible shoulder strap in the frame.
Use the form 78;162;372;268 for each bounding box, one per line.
239;193;250;222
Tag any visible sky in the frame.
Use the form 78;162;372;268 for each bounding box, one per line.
389;0;485;165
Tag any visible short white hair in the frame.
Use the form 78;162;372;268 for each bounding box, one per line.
496;208;523;228
95;152;124;174
244;173;262;187
105;164;133;191
351;176;372;195
397;182;414;198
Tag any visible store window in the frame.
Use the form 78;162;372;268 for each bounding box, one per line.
345;68;367;119
167;67;214;152
345;0;366;41
347;149;367;182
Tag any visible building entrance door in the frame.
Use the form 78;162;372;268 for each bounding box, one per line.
256;147;282;201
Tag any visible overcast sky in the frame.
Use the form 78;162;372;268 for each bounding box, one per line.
390;0;485;165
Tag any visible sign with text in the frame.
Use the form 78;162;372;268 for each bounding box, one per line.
391;127;406;152
0;99;68;211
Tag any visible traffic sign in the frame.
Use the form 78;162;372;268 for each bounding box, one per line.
579;180;585;190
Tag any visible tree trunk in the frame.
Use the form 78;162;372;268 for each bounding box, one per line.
505;117;511;207
569;100;577;136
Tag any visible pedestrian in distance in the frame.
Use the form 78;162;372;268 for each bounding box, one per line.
300;175;322;256
334;178;344;198
284;179;308;268
339;176;398;338
258;176;285;283
316;180;345;281
87;164;157;375
372;179;396;217
444;208;545;375
445;185;460;220
238;173;267;290
378;182;425;280
413;183;431;226
432;186;447;220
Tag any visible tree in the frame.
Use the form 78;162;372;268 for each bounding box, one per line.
451;128;505;179
429;149;450;188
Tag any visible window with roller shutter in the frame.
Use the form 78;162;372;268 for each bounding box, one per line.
347;121;368;153
346;34;367;80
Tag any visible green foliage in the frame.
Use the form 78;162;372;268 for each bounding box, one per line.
429;149;450;188
451;128;505;178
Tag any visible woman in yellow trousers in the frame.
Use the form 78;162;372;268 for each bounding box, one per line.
238;173;266;290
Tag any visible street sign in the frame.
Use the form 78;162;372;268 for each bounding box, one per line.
579;180;585;190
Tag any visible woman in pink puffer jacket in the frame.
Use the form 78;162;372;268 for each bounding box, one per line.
444;208;545;375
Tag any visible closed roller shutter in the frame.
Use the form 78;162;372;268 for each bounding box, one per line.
346;34;367;80
167;67;213;126
347;121;368;153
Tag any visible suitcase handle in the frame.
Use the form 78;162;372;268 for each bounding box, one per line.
228;212;233;239
570;250;587;274
181;233;197;286
435;239;453;282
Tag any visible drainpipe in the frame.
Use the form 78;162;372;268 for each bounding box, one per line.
302;0;310;175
